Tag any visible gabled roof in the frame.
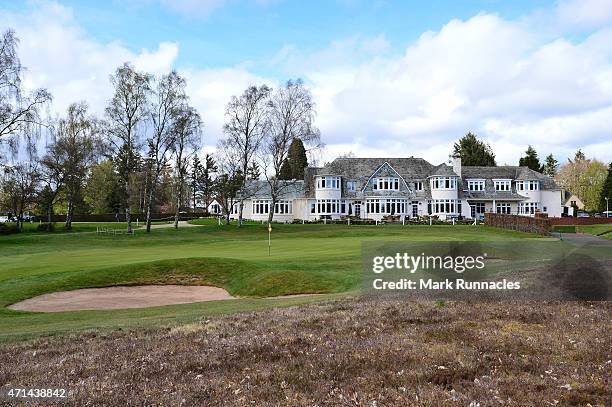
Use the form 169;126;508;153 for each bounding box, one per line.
462;166;559;189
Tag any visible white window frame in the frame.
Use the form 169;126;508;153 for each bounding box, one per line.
316;199;345;214
432;199;460;214
373;177;400;191
496;202;511;214
430;176;457;190
316;176;341;190
493;179;511;192
413;181;423;191
347;181;356;192
519;202;539;215
467;179;485;192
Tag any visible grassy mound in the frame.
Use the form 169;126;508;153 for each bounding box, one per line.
3;258;349;309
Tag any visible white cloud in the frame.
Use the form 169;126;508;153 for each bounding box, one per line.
282;13;612;164
556;0;612;29
3;0;612;166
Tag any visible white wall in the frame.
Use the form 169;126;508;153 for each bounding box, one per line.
541;190;563;217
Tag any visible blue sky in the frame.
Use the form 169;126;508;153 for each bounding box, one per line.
1;0;611;165
1;0;555;77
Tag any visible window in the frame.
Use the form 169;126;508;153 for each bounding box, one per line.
494;179;511;192
365;199;408;214
316;199;345;214
471;202;486;218
346;181;356;192
519;202;539;215
432;199;459;214
496;202;511;214
373;177;400;191
570;200;576;206
316;176;340;189
467;179;485;192
252;200;293;215
412;201;419;217
413;181;423;191
430;177;457;190
517;180;539;192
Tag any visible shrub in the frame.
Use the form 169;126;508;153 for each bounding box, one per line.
0;223;20;235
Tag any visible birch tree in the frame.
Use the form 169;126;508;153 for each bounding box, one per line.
0;30;51;158
171;105;202;229
105;63;151;233
220;85;270;226
145;71;186;232
261;80;320;223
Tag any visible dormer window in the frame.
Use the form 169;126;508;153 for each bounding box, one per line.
414;181;423;191
347;181;356;192
316;176;340;189
467;179;485;192
494;179;511;192
516;180;539;191
430;176;457;190
373;177;399;191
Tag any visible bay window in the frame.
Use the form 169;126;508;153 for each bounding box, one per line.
430;176;457;190
316;176;341;189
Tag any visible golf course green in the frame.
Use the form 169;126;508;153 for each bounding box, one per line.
0;220;539;342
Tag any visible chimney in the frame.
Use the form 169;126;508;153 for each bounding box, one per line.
452;154;461;177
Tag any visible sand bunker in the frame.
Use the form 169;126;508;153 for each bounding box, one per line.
8;285;235;312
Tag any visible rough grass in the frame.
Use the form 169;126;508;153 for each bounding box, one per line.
0;298;609;406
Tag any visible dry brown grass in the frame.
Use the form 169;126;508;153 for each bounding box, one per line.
1;299;610;406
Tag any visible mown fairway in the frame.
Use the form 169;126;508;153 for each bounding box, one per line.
0;220;538;342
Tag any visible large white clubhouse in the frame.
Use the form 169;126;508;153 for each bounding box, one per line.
228;156;565;222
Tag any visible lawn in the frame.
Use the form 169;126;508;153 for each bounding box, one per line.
0;221;541;342
577;224;612;239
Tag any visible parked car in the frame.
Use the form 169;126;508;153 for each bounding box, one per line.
22;215;36;223
0;215;9;223
577;211;590;218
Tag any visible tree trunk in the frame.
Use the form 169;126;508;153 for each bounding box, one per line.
174;181;182;229
47;204;52;231
145;185;154;233
237;200;244;227
65;200;74;230
268;194;277;224
125;179;132;233
145;172;158;233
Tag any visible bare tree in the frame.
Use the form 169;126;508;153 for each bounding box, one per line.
145;71;186;232
220;85;271;226
261;79;320;223
0;30;51;158
171;105;202;229
50;102;99;229
105;63;151;233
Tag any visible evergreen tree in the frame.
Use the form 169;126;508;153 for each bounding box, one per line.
190;155;204;211
519;145;543;172
279;139;309;180
247;161;261;180
599;162;612;212
278;159;292;180
201;154;217;211
542;154;558;177
452;132;496;166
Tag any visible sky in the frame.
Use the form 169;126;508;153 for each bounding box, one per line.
1;0;611;166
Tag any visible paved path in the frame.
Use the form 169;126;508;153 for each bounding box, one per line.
559;232;612;246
